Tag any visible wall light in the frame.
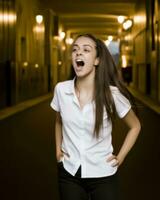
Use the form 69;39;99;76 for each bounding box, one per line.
35;64;39;68
58;61;62;66
0;12;16;23
62;46;66;51
33;25;45;33
122;55;127;68
53;36;60;41
124;34;132;41
23;61;28;67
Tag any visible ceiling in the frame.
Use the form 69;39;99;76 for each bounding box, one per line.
38;0;138;40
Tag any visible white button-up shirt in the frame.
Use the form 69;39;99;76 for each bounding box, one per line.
50;78;131;178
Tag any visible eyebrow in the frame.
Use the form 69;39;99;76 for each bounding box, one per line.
73;44;93;49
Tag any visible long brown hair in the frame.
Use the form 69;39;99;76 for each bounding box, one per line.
72;34;136;138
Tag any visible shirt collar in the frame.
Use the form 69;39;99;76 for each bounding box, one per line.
64;77;76;95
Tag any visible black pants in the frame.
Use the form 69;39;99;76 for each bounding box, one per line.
57;162;119;200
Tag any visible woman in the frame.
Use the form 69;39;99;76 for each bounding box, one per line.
50;34;141;200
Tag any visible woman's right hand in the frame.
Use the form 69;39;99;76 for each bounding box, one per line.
56;150;64;162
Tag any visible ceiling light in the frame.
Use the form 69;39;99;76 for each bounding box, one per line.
104;40;110;46
66;38;73;45
108;36;113;41
118;16;125;24
123;19;133;30
36;15;43;24
59;31;66;40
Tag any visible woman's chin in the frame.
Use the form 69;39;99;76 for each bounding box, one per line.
75;71;84;77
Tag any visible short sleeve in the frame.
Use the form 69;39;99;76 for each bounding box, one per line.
50;84;60;112
111;87;131;118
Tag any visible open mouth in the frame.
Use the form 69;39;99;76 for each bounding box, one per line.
76;60;85;67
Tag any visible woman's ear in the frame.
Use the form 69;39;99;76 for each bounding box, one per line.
94;57;99;66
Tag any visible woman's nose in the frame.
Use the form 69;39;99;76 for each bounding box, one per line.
76;50;82;55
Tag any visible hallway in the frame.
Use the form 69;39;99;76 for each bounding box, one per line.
1;0;160;199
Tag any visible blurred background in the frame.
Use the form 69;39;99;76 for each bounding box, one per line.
0;0;160;199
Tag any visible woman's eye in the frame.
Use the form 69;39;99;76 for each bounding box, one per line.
84;49;90;52
72;48;77;52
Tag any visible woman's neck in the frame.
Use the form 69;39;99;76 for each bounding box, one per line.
75;75;95;93
74;75;95;108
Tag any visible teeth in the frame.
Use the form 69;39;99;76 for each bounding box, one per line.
76;59;83;62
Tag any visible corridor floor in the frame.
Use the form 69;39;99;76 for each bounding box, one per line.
1;98;160;200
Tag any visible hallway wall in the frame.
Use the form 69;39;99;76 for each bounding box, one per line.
0;0;16;108
132;0;160;103
0;0;60;110
16;0;48;102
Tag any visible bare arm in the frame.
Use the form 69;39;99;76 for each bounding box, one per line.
55;112;63;161
108;109;141;166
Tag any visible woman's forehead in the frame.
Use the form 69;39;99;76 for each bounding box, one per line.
74;36;96;47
